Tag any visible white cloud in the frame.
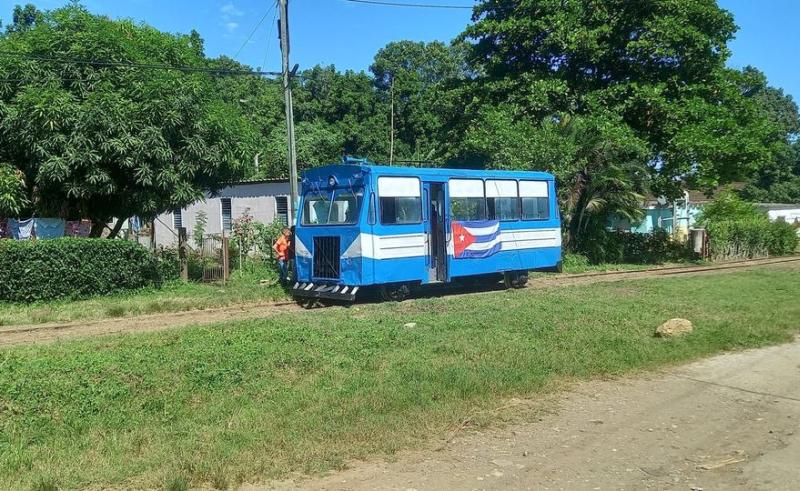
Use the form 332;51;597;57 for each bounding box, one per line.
219;2;245;35
220;3;244;17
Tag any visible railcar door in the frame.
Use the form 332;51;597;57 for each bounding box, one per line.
424;182;447;282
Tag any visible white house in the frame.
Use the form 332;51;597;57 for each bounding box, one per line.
145;178;292;247
757;203;800;225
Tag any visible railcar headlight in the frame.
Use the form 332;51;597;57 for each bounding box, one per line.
328;176;338;187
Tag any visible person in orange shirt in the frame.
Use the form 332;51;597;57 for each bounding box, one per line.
273;227;293;283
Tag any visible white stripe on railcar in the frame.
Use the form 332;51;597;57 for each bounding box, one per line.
341;228;560;260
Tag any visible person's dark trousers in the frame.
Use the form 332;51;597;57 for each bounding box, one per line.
278;259;289;284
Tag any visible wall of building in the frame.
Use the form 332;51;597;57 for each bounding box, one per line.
765;207;800;224
144;181;291;248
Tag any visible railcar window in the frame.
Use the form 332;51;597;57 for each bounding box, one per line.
380;197;422;224
486;180;519;221
302;190;363;225
368;193;377;225
519;181;550;220
330;190;362;224
303;195;331;225
378;177;422;225
450;179;486;221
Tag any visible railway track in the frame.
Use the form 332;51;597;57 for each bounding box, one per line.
1;255;798;347
526;255;800;288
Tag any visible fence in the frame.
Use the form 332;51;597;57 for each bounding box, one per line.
174;228;230;283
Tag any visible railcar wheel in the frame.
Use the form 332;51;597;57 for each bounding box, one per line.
298;298;323;309
380;283;412;302
504;271;529;289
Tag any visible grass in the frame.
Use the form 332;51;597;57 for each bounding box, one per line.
0;265;798;489
0;257;708;328
0;264;288;327
559;252;705;274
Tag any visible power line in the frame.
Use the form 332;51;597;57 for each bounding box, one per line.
234;2;278;59
261;3;280;72
341;0;473;9
0;78;91;83
0;51;282;77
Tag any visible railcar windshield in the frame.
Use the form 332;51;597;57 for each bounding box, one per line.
302;188;363;225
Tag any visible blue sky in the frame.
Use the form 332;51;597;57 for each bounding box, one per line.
1;0;797;99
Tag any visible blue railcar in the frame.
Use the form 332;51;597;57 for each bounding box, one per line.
291;160;562;303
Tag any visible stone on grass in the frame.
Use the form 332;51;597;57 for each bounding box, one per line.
403;322;417;329
655;318;693;338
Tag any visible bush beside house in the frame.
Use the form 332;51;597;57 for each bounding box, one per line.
697;191;798;260
0;239;161;302
707;220;798;260
578;229;695;264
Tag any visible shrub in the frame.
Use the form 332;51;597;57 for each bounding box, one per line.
578;229;695;264
562;253;590;271
768;220;800;255
708;219;798;260
254;219;288;276
0;238;160;302
695;189;765;225
193;211;208;250
154;246;181;282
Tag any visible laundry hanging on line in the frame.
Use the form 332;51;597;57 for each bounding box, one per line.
34;218;66;239
8;218;35;240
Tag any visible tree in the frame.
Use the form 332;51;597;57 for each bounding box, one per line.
741;141;800;203
371;41;469;161
695;189;766;224
738;67;800;203
459;106;649;247
0;163;28;216
447;0;789;247
294;65;391;162
0;4;258;235
464;0;736;96
5;3;42;32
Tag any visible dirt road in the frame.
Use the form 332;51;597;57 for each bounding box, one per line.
266;340;800;491
2;257;798;347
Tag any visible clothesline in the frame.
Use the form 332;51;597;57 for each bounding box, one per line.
0;218;92;240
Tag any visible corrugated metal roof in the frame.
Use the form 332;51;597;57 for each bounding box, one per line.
224;177;292;185
755;203;800;210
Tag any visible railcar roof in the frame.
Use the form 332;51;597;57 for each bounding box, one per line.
303;163;555;181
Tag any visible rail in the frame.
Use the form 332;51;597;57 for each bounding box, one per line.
1;255;798;346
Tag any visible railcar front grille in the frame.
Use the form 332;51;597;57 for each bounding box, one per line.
313;236;341;279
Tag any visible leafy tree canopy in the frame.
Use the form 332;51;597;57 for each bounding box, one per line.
435;0;798;246
457;0;781;192
0;163;28;215
0;3;258;234
696;189;766;224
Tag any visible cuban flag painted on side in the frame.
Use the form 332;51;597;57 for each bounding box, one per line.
452;220;502;259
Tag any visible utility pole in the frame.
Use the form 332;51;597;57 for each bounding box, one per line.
279;0;298;225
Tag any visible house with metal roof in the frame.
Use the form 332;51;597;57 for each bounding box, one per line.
145;178;292;247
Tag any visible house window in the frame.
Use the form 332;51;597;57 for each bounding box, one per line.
519;181;550;220
172;209;183;229
378;177;422;225
275;196;289;225
450;179;486;221
221;198;232;232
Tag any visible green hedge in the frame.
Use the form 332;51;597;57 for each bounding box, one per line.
0;238;161;302
154;246;181;282
707;219;798;261
578;229;695;264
